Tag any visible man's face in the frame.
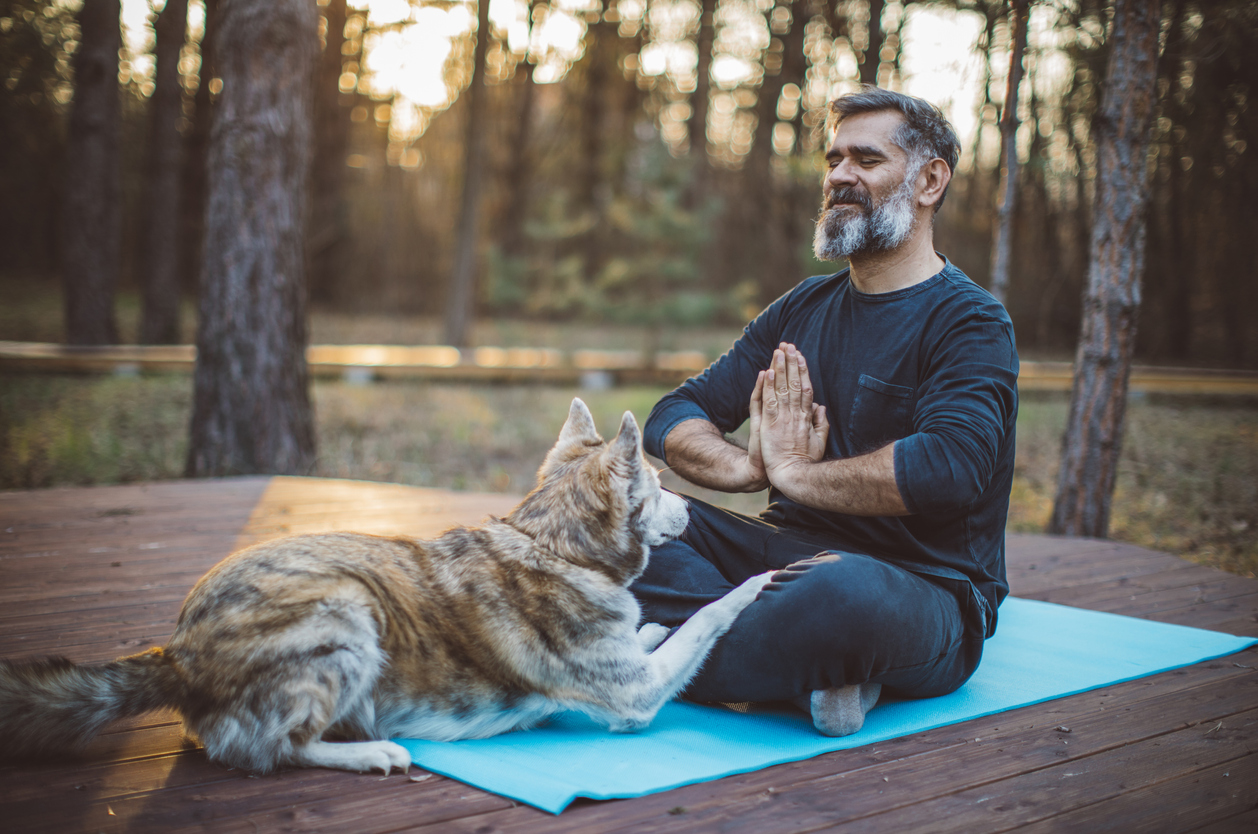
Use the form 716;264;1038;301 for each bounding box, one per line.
814;110;922;262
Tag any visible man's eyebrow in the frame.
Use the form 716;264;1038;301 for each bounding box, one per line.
825;143;890;161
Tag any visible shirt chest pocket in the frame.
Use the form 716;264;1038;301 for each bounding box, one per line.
847;374;915;453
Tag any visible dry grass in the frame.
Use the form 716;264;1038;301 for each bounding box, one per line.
2;374;1254;577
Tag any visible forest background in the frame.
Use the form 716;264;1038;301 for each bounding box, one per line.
1;0;1256;576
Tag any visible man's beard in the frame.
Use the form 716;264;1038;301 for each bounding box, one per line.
813;171;919;262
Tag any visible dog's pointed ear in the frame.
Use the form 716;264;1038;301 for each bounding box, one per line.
607;410;643;472
557;398;601;447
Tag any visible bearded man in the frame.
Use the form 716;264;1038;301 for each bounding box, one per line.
631;87;1019;735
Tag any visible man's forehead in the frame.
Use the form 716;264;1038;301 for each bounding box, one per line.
827;110;908;156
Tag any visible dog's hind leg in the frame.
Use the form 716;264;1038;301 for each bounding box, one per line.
187;601;390;773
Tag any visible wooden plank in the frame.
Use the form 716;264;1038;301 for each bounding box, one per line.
813;712;1258;834
1010;757;1258;834
305;655;1258;834
1146;593;1258;631
1191;807;1258;833
2;478;1257;834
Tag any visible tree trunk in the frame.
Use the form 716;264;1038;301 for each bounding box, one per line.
1047;0;1162;538
685;0;717;205
180;0;219;301
61;0;121;346
859;0;884;87
140;0;190;345
186;0;318;477
499;56;537;257
987;0;1028;305
750;0;807;303
443;0;492;349
307;0;352;305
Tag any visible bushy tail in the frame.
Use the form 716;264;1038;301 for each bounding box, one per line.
0;648;182;759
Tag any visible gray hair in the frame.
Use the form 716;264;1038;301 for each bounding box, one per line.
827;86;961;210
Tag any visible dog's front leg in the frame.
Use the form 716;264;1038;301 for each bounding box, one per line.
646;571;772;692
604;571;773;731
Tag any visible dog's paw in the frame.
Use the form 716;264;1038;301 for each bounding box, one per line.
723;571;774;609
607;713;652;733
638;622;670;651
291;739;412;775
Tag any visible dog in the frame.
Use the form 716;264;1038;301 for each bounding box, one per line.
0;398;771;775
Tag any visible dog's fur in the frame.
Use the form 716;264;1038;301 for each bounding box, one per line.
0;399;770;774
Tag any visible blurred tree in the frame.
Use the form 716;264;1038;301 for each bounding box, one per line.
139;0;189;344
1048;0;1162;538
747;0;809;303
1142;0;1257;364
307;0;353;306
61;0;122;345
497;27;537;260
860;0;884;86
685;0;717;205
186;0;317;477
179;0;217;302
986;0;1027;306
0;0;75;278
444;0;492;349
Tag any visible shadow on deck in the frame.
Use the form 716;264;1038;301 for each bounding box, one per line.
2;477;1255;833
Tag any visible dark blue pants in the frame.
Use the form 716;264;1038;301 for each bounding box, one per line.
629;497;987;703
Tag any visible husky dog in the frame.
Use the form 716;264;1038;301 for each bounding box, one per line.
0;399;771;775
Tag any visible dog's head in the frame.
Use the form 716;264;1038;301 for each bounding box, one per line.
508;398;689;584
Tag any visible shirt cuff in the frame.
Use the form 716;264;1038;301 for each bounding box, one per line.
643;401;712;463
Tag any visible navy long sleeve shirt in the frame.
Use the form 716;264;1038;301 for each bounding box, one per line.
644;259;1019;636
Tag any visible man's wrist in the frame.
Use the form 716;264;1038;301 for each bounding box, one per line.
765;456;812;501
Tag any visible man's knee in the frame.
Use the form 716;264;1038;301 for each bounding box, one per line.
768;553;906;629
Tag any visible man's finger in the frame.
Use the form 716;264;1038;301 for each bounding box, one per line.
764;367;779;414
798;351;814;413
773;350;789;400
785;345;802;409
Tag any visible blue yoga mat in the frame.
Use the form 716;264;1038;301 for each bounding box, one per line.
394;597;1257;814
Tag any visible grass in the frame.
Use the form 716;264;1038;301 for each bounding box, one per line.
1;374;1255;578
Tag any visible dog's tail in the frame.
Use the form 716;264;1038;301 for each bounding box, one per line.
0;648;182;759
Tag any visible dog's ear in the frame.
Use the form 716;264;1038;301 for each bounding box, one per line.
556;398;602;447
607;410;643;475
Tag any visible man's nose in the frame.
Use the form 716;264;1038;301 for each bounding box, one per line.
825;160;858;190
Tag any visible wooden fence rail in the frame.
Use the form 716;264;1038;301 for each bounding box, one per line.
2;340;1257;394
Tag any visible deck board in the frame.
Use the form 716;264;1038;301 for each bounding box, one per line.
2;476;1256;833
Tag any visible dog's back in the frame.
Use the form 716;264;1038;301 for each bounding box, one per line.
0;399;765;775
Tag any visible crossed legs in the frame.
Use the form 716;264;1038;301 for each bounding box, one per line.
630;497;984;734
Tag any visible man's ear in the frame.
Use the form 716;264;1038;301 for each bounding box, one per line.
917;158;951;210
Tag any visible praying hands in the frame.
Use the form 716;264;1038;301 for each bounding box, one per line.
748;343;830;486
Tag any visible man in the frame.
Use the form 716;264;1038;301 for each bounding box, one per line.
631;87;1019;736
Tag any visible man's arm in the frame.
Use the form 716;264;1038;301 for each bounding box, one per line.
756;344;910;516
662;418;768;493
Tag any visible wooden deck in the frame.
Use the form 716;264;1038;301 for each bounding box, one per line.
1;476;1255;833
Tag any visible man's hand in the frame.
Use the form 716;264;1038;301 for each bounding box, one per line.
749;343;908;516
752;344;829;484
